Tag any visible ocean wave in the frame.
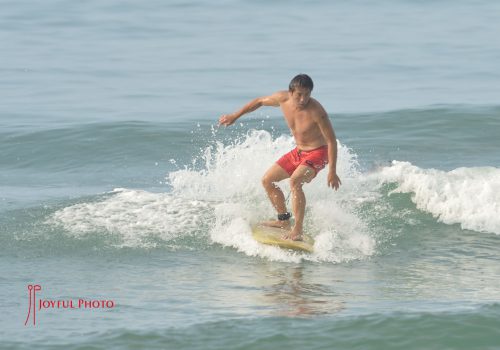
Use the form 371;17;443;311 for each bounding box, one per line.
42;127;499;260
45;130;376;263
372;161;500;235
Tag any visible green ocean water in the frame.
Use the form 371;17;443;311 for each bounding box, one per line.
2;0;500;349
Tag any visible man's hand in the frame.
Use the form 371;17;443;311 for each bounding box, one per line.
218;113;237;126
327;172;341;190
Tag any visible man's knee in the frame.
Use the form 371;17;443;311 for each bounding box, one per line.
289;176;305;191
262;174;274;189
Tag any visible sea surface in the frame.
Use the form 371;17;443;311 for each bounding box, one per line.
1;1;500;349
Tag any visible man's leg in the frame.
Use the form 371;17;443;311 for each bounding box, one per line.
284;165;316;240
261;163;291;228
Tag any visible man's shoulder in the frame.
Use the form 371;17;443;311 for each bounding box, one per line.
260;91;288;107
309;98;327;115
273;90;289;102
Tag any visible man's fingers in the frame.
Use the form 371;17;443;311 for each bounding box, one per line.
328;178;341;190
218;116;228;126
218;115;233;127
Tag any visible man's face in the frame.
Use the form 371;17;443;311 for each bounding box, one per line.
290;87;311;109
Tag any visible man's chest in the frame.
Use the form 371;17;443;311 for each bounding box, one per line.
281;108;315;132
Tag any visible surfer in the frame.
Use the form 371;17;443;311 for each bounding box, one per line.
218;74;341;241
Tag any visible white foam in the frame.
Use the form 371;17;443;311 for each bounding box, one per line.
168;130;293;202
169;130;376;263
48;188;211;248
373;161;500;235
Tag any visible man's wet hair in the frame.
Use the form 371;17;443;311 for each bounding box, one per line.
289;74;314;92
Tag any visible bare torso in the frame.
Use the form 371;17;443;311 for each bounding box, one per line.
279;92;327;150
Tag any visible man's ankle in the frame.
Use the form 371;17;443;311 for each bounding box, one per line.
278;212;291;221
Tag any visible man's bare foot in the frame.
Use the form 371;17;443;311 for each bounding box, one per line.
261;220;291;230
282;227;303;241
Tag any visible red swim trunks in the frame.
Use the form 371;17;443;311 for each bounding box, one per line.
276;145;328;176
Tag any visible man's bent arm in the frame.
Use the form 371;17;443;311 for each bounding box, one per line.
317;112;341;189
326;130;338;176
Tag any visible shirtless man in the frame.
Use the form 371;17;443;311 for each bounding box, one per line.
218;74;341;240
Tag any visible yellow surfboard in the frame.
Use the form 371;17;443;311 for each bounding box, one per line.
251;224;314;253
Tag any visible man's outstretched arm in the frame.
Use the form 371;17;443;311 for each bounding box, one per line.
218;91;284;126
